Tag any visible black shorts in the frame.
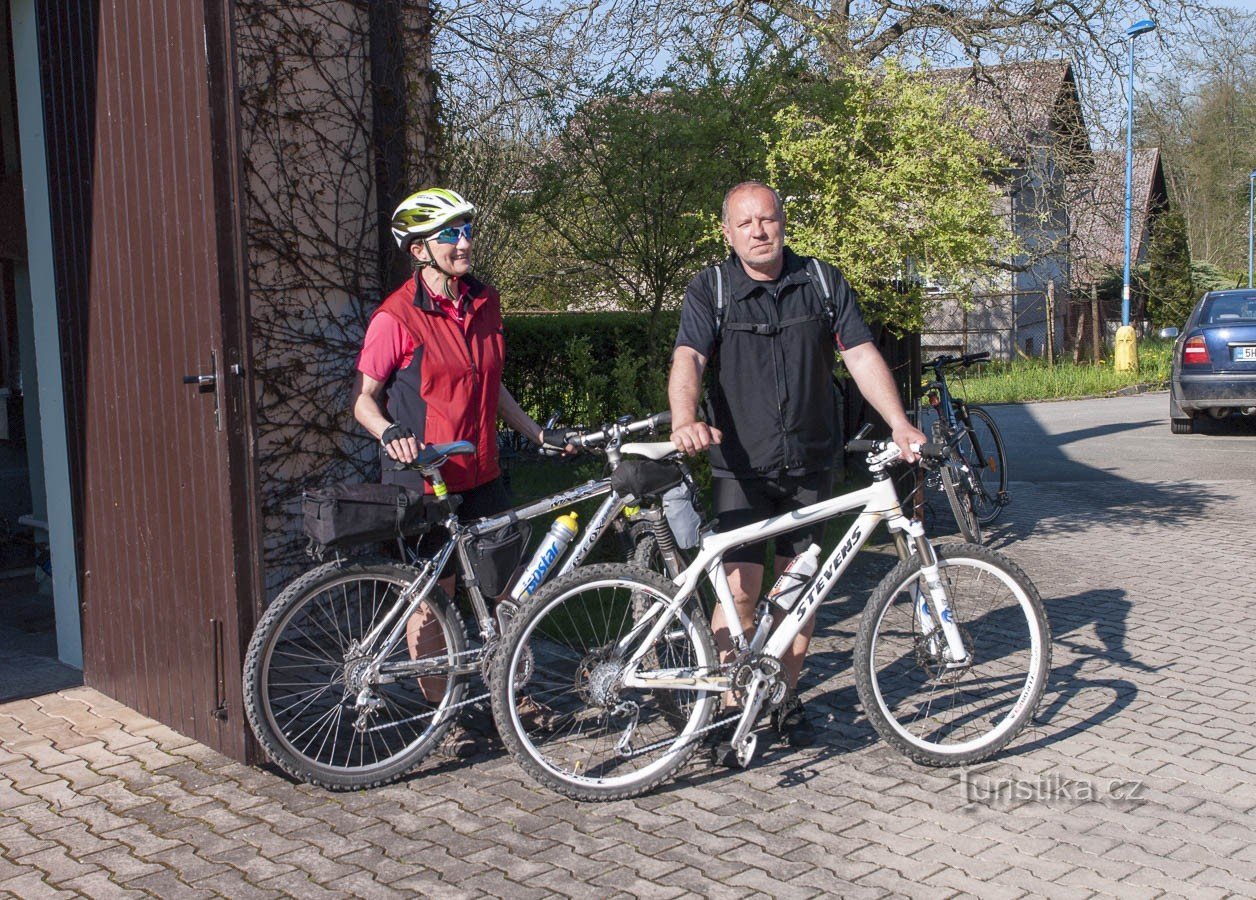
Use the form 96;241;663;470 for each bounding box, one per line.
416;477;512;560
713;470;834;566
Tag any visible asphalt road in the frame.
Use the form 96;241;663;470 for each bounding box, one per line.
980;390;1256;483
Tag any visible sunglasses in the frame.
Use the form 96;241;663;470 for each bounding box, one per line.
433;222;474;245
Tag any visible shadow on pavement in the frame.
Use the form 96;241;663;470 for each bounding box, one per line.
0;574;82;704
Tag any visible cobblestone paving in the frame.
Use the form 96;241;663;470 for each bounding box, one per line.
3;477;1255;897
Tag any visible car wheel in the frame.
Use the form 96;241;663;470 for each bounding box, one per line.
1170;417;1194;435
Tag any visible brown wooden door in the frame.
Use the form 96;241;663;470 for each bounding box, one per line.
43;0;259;761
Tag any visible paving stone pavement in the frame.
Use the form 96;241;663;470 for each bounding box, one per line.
3;475;1255;898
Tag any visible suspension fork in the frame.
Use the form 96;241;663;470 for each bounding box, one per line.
899;519;969;665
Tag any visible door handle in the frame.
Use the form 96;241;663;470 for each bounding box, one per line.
183;351;223;430
183;373;217;393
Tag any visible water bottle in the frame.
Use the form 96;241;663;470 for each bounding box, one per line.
766;544;821;612
662;482;701;550
510;512;580;601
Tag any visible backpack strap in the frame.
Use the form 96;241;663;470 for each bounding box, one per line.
713;256;836;342
711;263;726;340
809;257;837;331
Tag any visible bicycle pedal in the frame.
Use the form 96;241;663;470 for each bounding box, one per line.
997;490;1012;505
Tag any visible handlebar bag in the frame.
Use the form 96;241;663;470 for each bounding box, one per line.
302;482;442;550
468;522;531;598
611;458;685;500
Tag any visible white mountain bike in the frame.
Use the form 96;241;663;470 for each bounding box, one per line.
488;433;1051;801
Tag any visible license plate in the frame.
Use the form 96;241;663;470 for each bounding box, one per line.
1234;346;1256;362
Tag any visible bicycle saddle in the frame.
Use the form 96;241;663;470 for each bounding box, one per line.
620;441;680;461
398;440;476;471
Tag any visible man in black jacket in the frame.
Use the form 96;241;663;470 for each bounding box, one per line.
669;181;926;754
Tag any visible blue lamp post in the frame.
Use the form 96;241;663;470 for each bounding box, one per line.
1121;18;1156;327
1116;18;1156;372
1248;169;1255;288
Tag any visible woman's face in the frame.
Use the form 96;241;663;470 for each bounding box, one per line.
412;216;473;277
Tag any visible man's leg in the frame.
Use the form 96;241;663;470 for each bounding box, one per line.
708;476;773;708
771;554;814;690
710;561;765;707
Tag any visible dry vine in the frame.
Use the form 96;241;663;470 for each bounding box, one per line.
236;0;436;592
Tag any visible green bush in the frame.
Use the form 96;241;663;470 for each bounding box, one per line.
503;312;678;427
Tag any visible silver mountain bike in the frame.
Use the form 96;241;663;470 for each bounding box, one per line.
243;411;687;790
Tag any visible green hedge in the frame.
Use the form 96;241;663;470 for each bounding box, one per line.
502;311;680;427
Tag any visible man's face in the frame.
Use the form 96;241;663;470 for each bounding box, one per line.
721;186;784;274
413;217;473;277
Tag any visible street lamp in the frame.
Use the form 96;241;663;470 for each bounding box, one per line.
1248;169;1255;288
1117;18;1156;372
1121;18;1156;326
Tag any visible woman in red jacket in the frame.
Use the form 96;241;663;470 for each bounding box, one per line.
352;188;548;754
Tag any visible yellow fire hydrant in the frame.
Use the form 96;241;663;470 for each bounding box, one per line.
1114;325;1138;372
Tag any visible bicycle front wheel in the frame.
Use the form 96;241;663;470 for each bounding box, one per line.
959;406;1008;525
854;543;1050;766
490;564;718;801
243;560;467;790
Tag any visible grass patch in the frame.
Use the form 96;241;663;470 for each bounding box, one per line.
944;338;1173;405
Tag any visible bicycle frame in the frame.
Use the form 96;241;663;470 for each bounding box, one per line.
924;364;988;468
621;451;969;698
356;476;632;682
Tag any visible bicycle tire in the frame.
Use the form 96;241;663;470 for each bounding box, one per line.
958;406;1008;525
630;523;699;580
853;543;1050;767
489;564;718;801
940;459;983;544
243;560;467;790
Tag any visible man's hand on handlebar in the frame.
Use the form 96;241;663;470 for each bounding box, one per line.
670;421;722;457
891;421;929;465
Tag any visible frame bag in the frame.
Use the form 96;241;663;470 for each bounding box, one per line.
468;523;530;598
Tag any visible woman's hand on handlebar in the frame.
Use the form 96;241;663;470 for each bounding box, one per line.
538;428;579;457
381;423;422;464
670;421;722;457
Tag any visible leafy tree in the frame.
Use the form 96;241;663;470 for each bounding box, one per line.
1145;210;1195;328
1138;7;1256;272
511;60;804;336
765;63;1014;330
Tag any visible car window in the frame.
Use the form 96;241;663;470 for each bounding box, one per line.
1201;296;1256;325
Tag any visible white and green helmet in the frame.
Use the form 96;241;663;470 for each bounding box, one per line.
390;187;476;248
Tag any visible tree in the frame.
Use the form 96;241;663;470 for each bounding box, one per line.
766;63;1014;330
513;62;802;334
1138;7;1256;272
1145;210;1195;329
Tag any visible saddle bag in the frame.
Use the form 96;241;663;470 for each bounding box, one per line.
302;482;440;551
610;458;685;501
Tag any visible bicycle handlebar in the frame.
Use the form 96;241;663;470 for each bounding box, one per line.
845;438;949;461
923;351;990;372
544;411;671;452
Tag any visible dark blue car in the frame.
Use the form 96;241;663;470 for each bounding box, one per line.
1163;289;1256;434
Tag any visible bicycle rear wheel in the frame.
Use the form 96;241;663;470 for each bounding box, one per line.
243;560;467;790
854;543;1050;766
490;564;718;801
940;460;983;543
959;406;1008;525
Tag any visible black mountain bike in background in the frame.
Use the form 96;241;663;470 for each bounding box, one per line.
920;352;1010;544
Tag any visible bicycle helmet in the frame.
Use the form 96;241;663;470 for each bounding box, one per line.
390;188;476;248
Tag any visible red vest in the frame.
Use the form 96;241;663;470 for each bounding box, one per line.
372;274;505;493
